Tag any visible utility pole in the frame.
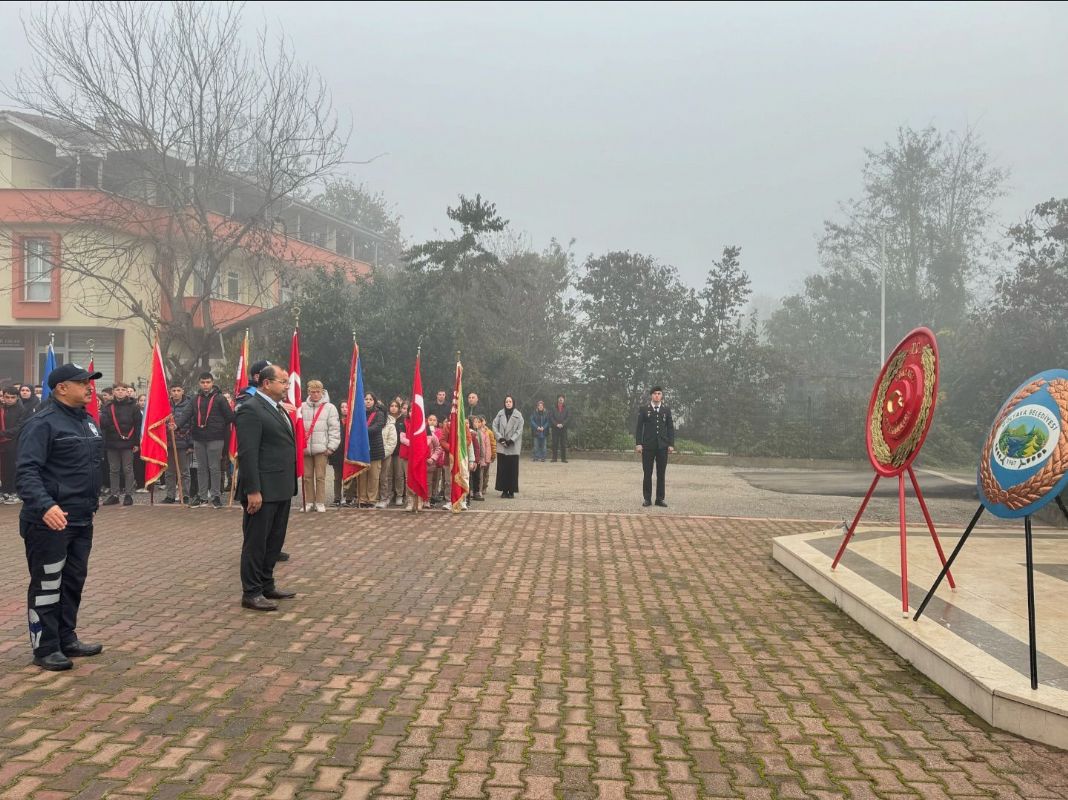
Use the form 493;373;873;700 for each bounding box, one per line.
880;230;887;366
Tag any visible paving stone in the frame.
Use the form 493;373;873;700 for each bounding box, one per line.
0;505;1066;798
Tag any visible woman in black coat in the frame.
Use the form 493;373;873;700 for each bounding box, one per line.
358;393;387;507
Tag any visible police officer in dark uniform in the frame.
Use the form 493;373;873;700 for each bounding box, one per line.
17;363;104;671
635;385;675;508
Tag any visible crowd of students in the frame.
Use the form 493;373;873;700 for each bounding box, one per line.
307;389;573;511
0;370;575;511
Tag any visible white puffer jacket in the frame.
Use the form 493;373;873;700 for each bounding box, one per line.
301;399;341;455
381;414;398;458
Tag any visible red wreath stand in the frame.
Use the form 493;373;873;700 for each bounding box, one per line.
831;328;956;616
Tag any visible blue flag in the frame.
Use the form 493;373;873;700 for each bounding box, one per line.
342;344;370;485
40;343;57;401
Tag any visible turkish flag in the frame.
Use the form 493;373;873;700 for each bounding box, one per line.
139;340;171;487
228;331;248;463
288;328;305;477
86;357;100;424
406;352;429;501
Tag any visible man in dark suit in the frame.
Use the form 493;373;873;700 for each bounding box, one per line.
635;386;675;508
235;364;298;611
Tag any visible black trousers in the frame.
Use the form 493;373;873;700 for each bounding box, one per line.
240;499;291;598
21;520;93;657
551;427;568;461
495;454;519;493
0;445;16;493
642;447;669;501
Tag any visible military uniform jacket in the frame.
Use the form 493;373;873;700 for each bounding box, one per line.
635;404;675;450
235;392;297;503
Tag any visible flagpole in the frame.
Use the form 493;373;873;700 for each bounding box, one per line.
141;331;173;508
341;330;357;506
169;422;186;507
411;346;423;512
87;336;96;413
228;328;249;509
450;351;463;513
294;307;307;513
229;466;239;508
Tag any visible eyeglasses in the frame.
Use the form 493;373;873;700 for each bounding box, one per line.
267;378;290;387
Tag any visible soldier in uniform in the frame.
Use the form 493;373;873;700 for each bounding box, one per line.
635;386;675;507
16;363;104;671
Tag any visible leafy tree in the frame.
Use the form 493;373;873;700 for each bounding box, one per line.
937;198;1068;461
674;247;793;451
767;125;1006;380
761;126;1007;462
405;194;507;288
479;238;576;408
575;251;696;409
312;178;405;267
263;268;361;400
270;198;576;416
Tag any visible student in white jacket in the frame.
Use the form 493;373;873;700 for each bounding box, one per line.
376;400;400;508
301;380;341;512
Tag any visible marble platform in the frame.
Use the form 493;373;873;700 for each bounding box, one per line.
773;521;1068;750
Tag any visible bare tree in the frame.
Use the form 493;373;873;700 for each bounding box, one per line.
2;1;347;382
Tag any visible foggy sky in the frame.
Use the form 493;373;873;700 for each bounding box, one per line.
0;1;1065;301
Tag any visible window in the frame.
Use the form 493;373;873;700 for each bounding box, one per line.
41;331;118;387
24;239;52;302
227;271;240;302
279;280;293;305
191;259;222;299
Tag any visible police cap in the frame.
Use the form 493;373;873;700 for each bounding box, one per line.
47;363;103;389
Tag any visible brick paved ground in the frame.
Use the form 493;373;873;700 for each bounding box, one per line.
2;505;1068;799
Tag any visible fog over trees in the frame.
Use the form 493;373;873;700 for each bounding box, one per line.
1;2;1063;464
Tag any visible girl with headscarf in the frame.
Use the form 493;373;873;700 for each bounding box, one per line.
19;383;39;414
492;395;524;498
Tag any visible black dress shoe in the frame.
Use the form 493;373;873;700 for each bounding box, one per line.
161;496;176;504
33;651;73;671
277;551;290;562
642;500;652;507
103;495;120;506
264;588;296;599
655;499;668;507
62;640;103;657
241;595;278;611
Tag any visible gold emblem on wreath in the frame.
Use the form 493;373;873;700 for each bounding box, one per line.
979;378;1068;510
869;345;936;469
